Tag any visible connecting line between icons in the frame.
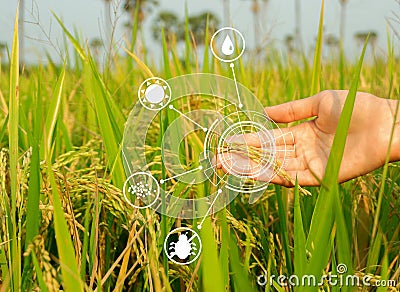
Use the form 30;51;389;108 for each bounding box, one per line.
168;105;208;132
121;149;134;175
160;166;203;184
197;161;237;230
230;63;243;109
197;189;223;230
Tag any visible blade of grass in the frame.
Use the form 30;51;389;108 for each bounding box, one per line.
86;55;125;187
80;204;91;282
275;186;293;275
52;12;86;61
303;36;369;288
30;251;49;292
184;3;192;73
162;28;172;79
310;0;324;95
45;144;83;291
200;218;225;291
0;114;9;146
44;65;65;155
127;3;140;85
377;244;389;292
202;15;210;73
369;93;399;236
229;232;254;291
123;47;154;78
293;178;307;277
8;6;20;290
23;78;43;287
218;208;230;290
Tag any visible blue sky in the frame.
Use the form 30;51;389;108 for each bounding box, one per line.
0;0;399;63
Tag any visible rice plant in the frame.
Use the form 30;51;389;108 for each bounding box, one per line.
0;2;399;291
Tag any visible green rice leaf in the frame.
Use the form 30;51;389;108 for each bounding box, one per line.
45;144;83;291
8;6;21;290
293;178;307;277
304;34;369;284
310;0;324;95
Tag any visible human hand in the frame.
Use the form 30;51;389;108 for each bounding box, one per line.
216;90;400;186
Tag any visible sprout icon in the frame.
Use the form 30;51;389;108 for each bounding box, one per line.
164;227;202;265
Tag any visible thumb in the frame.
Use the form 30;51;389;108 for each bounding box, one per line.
265;94;321;123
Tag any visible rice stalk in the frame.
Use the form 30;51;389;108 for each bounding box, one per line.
219;143;312;196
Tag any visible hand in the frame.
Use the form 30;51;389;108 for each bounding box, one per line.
217;90;400;186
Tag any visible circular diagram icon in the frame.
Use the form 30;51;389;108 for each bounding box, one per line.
210;27;246;63
164;227;202;265
138;77;171;110
123;172;160;209
122;74;293;218
216;120;276;179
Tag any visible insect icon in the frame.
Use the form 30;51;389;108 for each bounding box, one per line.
164;227;202;265
169;233;197;259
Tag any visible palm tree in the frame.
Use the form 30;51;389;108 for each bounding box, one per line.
188;12;220;46
0;42;7;63
103;0;113;47
251;0;260;49
354;31;377;52
294;0;303;51
103;0;112;44
90;38;103;65
325;34;339;57
325;34;339;48
245;0;269;49
284;34;294;54
339;0;349;43
222;0;231;26
124;0;159;25
151;11;180;44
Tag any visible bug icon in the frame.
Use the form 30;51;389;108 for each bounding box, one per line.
169;233;197;259
164;227;202;265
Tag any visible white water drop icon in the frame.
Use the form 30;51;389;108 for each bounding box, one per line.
221;35;234;56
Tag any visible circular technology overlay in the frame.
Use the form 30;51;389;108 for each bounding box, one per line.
138;77;171;110
122;74;292;219
210;27;246;63
123;172;160;209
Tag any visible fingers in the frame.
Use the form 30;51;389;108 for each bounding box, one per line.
271;170;321;187
265;94;321;123
214;152;260;177
225;132;264;147
224;128;296;147
215;151;322;187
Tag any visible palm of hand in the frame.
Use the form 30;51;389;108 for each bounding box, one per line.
281;91;391;186
217;90;398;186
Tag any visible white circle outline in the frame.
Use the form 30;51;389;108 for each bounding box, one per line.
163;227;202;265
216;121;276;179
123;172;160;209
210;27;246;63
138;77;172;111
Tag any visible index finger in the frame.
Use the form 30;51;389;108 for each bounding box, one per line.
265;94;321;123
